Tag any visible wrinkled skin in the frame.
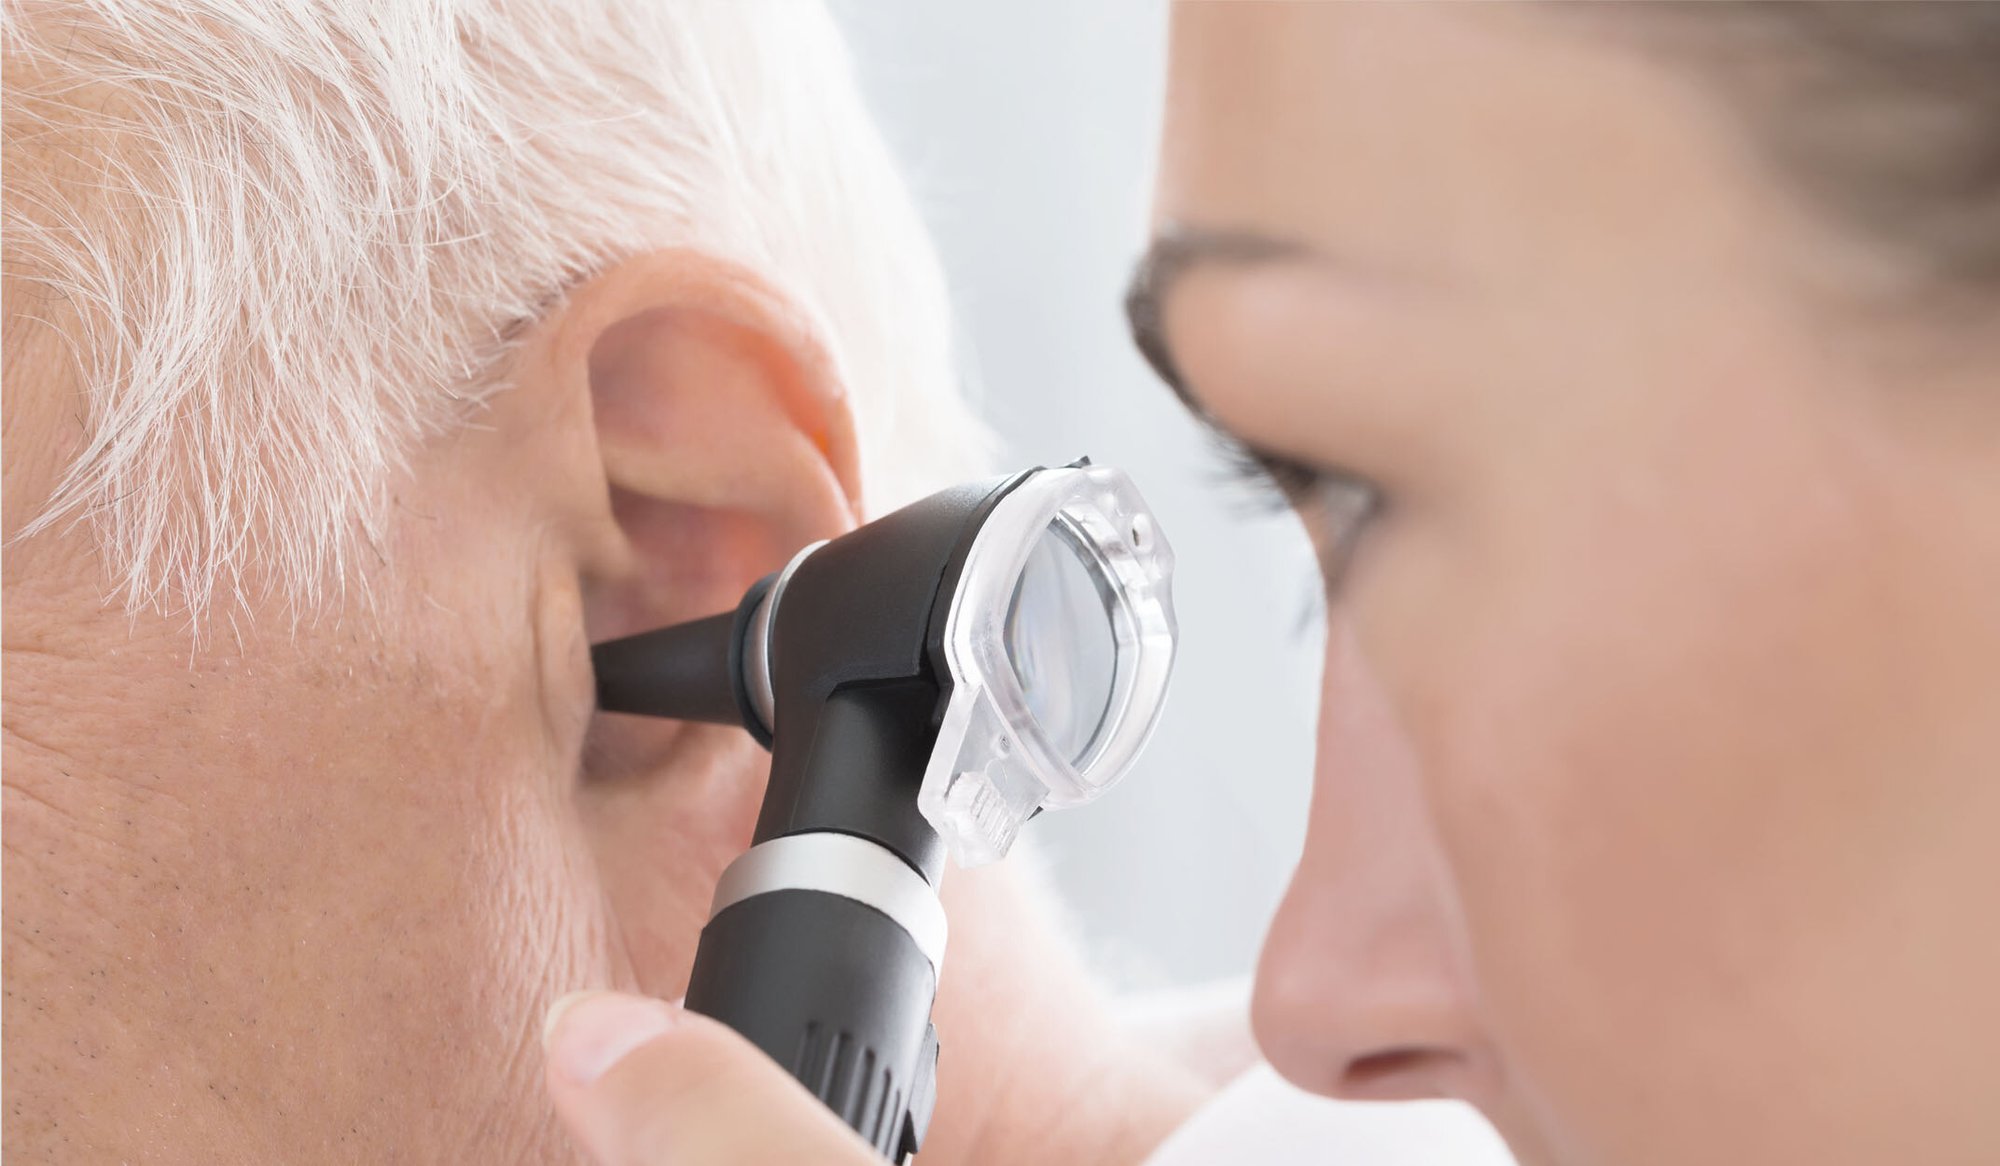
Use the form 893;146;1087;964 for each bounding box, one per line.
1149;5;2000;1165
3;247;1201;1163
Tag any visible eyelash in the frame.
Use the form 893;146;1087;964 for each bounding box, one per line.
1210;432;1385;613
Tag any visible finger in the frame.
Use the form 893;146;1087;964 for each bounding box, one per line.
542;990;881;1166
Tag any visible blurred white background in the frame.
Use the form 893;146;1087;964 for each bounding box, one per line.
830;1;1324;989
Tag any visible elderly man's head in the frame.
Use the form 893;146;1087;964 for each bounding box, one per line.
2;2;981;1159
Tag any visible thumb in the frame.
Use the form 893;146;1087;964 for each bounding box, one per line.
542;991;881;1166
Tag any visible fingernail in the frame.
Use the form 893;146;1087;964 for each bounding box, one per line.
543;991;679;1086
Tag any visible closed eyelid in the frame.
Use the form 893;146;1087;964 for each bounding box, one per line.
1212;438;1383;622
1199;409;1375;504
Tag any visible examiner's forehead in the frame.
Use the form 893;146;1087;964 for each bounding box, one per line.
1154;3;1496;236
1160;1;1640;266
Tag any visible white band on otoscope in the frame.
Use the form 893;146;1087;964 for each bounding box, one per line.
708;832;948;973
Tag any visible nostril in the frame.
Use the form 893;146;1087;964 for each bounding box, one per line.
1338;1046;1467;1101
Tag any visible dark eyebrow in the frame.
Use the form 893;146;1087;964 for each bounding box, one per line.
1123;225;1316;413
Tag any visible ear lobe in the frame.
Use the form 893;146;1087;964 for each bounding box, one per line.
546;250;863;643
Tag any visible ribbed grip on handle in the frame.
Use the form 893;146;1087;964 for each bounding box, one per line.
791;1019;939;1155
684;887;941;1160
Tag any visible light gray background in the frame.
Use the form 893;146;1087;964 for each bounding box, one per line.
830;1;1323;988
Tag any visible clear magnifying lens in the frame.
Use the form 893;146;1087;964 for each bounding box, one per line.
1003;520;1118;766
921;465;1178;867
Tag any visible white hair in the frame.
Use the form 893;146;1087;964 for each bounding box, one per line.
3;0;987;616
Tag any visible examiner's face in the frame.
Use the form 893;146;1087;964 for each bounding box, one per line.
1152;5;2000;1165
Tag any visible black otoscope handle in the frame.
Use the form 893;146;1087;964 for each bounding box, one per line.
683;875;940;1161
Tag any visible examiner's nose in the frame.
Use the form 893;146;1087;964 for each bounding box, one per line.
1252;619;1496;1106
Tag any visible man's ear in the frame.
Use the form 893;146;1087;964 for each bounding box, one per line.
523;250;864;643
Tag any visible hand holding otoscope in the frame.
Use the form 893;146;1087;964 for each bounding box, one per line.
580;461;1178;1161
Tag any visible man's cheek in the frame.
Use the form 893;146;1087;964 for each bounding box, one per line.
573;725;768;996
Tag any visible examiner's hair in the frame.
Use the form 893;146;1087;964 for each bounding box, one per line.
3;0;985;616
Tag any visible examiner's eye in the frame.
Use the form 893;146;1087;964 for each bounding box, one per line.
1213;434;1384;597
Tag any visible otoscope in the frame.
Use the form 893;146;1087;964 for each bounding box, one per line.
589;461;1178;1161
